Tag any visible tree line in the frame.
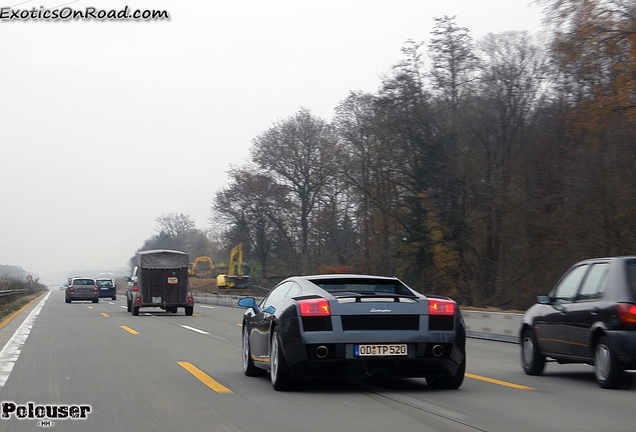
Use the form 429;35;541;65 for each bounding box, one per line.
146;1;636;310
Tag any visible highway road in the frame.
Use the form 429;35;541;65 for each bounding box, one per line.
0;290;634;431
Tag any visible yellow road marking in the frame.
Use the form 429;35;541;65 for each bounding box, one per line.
193;313;201;317
100;313;109;317
466;373;536;390
120;326;139;335
177;361;233;394
87;306;93;309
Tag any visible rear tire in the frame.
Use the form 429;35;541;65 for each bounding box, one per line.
243;325;265;377
594;336;624;389
270;327;295;391
65;297;70;304
185;306;193;316
126;298;131;312
521;329;546;376
132;306;139;316
92;298;98;303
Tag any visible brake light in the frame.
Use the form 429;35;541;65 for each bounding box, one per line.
187;296;193;306
298;298;330;317
429;299;455;316
133;283;138;292
618;303;636;325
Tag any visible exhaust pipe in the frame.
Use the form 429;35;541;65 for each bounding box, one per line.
315;346;329;359
431;344;444;357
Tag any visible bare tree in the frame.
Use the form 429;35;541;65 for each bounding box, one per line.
251;108;339;273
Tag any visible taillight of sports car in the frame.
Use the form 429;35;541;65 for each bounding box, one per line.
429;299;455;315
299;298;332;332
617;303;636;325
429;299;455;331
298;298;330;316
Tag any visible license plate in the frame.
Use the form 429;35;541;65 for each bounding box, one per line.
152;296;161;303
167;277;178;284
354;344;407;357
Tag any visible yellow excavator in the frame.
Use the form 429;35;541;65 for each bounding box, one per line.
216;243;251;288
188;256;215;278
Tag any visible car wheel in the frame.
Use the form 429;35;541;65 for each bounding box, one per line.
594;336;624;389
92;298;98;304
243;325;265;377
132;306;139;316
426;358;465;389
270;327;294;391
126;298;131;312
65;297;70;304
111;296;116;300
521;329;546;376
185;306;193;316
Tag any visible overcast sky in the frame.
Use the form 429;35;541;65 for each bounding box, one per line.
0;0;544;283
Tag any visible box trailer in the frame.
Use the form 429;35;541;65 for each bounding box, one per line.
125;249;194;316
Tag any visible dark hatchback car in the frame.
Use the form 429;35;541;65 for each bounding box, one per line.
96;277;116;300
65;277;99;303
238;274;466;391
520;256;636;388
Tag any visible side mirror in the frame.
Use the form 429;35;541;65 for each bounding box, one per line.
238;297;260;313
124;276;131;282
537;295;551;305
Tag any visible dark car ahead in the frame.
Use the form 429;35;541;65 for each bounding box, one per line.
65;277;99;303
96;277;117;300
238;274;466;391
520;256;636;388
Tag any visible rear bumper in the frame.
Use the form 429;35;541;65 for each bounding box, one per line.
98;289;116;298
67;293;98;301
286;340;465;379
607;330;636;366
288;347;464;379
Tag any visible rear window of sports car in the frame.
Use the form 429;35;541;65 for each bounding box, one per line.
311;279;416;296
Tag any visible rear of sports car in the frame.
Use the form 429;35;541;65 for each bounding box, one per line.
280;293;466;386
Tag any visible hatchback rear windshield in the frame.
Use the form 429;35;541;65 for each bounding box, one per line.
96;280;113;287
311;278;416;297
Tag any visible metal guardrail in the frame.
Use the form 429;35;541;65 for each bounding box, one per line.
0;289;27;298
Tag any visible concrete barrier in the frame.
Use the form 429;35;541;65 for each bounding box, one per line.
194;293;523;344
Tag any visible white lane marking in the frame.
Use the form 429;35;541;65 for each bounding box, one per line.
180;325;209;335
0;291;50;389
198;305;215;309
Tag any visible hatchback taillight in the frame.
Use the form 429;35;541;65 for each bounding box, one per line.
617;303;636;325
298;298;330;317
429;299;455;316
133;283;138;292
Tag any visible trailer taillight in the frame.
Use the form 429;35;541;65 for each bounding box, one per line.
187;296;193;306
